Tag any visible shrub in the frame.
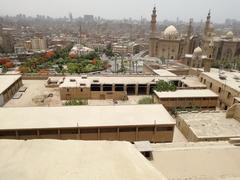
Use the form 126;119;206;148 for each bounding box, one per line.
64;99;88;106
138;97;154;104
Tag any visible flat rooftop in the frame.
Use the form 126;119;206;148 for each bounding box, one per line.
202;68;240;92
59;76;174;88
0;105;175;130
0;140;166;180
178;112;240;139
154;89;218;99
181;76;206;88
151;142;240;179
0;75;21;94
153;69;177;77
58;75;206;89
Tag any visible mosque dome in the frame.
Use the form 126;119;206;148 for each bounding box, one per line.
193;46;202;54
163;25;178;38
226;31;234;39
209;23;214;31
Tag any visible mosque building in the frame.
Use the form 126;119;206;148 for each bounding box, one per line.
149;7;240;63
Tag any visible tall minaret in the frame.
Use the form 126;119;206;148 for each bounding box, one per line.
187;18;193;38
185;18;193;54
151;6;157;34
204;10;211;37
0;23;2;36
149;6;158;57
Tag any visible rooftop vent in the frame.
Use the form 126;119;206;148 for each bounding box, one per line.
93;79;99;83
70;79;76;82
81;75;87;79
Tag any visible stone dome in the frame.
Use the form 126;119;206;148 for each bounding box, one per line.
163;25;178;37
226;31;234;39
193;47;202;54
209;23;214;32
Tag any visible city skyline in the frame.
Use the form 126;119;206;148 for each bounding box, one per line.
0;0;239;23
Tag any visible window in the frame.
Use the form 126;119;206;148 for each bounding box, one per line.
67;88;69;92
157;127;173;131
218;87;221;93
200;77;203;82
227;92;231;98
210;83;212;89
203;79;206;84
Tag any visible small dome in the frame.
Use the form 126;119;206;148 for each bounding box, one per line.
209;23;214;31
164;25;178;37
193;46;202;54
226;31;234;39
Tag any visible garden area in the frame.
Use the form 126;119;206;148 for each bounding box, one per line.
18;46;107;74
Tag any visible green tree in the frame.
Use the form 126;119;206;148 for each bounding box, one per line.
138;97;154;104
154;80;177;92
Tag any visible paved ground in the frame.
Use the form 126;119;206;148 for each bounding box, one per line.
4;80;62;107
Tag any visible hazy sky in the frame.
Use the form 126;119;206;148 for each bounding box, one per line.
0;0;239;22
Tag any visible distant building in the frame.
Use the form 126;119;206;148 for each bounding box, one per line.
149;7;186;59
69;44;94;56
83;15;94;22
31;37;47;51
184;46;212;72
0;24;14;53
112;42;142;55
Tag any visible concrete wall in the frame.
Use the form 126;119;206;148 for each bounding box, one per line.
154;94;218;111
1;77;22;106
226;103;240;122
199;73;240;109
0;94;3;106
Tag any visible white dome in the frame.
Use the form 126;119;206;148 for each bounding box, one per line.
193;47;202;54
226;31;234;39
164;25;178;37
209;23;214;31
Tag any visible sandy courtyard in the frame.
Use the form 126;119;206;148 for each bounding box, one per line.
4;80;62;107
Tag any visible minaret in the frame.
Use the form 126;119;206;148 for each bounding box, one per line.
0;24;2;36
187;18;193;38
185;18;193;54
204;10;211;37
151;6;157;34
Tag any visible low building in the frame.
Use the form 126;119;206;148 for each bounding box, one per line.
58;75;207;101
0;105;175;143
0;140;166;180
0;75;22;106
176;108;240;142
153;89;218;111
199;68;240;110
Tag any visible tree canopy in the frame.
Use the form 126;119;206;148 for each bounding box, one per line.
154;80;177;92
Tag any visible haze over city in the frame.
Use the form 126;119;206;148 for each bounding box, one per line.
0;0;239;22
1;0;240;179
